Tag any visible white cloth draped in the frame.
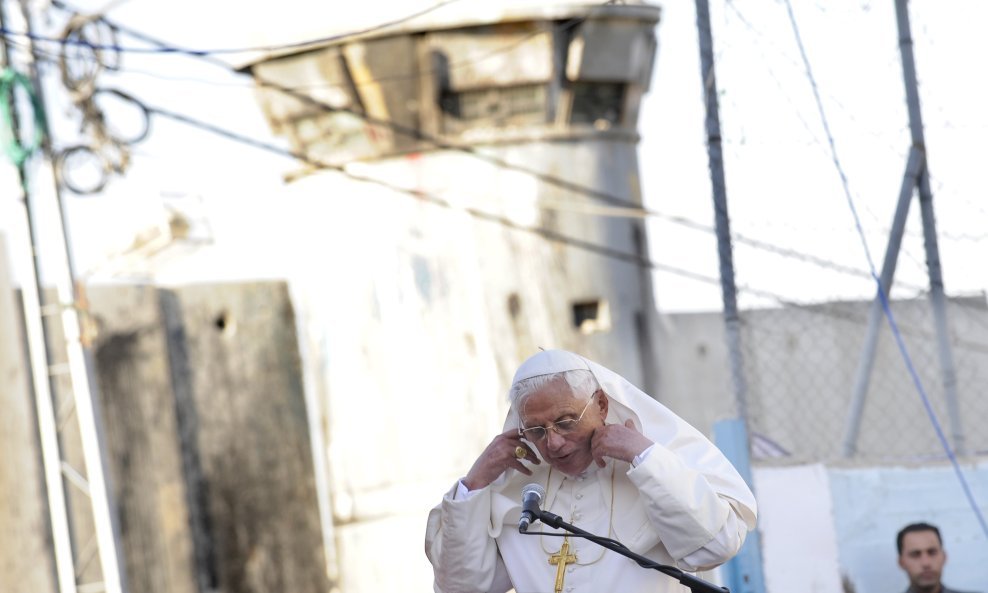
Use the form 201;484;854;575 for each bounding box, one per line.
425;350;757;593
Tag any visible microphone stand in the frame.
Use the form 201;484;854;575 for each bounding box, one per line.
532;510;729;593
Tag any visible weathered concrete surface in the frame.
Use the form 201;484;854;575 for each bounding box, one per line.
0;234;57;593
2;276;328;593
159;282;328;593
656;298;988;462
754;462;988;593
88;284;200;593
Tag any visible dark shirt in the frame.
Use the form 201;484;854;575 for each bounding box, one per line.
905;586;984;593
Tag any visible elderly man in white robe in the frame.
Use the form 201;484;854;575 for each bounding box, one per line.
425;349;757;593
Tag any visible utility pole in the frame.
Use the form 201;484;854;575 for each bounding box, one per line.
0;1;129;591
693;1;766;592
0;6;76;593
841;0;962;458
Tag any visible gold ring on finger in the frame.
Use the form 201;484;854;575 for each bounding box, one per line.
514;446;527;459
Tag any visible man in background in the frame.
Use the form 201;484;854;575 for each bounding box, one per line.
897;522;982;593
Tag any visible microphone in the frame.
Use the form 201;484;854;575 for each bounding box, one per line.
518;483;546;533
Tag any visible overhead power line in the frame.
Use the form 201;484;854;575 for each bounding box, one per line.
10;20;738;293
147;100;988;355
144;101;795;302
45;0;985;253
784;0;988;539
15;5;984;341
28;0;973;312
32;1;974;312
38;2;920;292
80;99;988;353
4;0;467;55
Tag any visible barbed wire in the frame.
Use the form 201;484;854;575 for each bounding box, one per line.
46;8;150;194
77;5;942;296
29;3;987;251
18;0;988;475
781;0;988;537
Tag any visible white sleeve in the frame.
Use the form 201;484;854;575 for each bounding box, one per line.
454;479;482;500
424;482;512;593
677;506;749;571
627;444;754;570
631;444;656;468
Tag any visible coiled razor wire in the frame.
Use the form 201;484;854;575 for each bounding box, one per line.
54;11;148;195
59;11;120;100
55;87;150;195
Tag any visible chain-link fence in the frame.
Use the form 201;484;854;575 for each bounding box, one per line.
737;295;988;464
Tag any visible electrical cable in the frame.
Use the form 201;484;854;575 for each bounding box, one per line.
51;86;150;195
44;0;609;95
145;99;988;356
143;101;802;306
58;11;121;98
25;3;988;251
28;3;985;334
70;5;911;292
724;0;988;325
11;17;983;361
783;0;988;540
16;1;961;293
27;6;981;336
6;0;467;56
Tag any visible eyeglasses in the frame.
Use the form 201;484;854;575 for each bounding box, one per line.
518;391;599;443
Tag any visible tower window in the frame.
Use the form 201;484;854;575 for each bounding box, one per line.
570;82;624;127
572;299;611;334
441;84;547;132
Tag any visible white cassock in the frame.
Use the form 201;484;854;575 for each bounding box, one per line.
425;350;758;593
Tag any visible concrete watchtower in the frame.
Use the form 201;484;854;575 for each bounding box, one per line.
240;2;661;591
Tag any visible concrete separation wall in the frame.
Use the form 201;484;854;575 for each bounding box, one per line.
0;235;57;593
0;273;328;593
829;462;988;593
754;462;988;593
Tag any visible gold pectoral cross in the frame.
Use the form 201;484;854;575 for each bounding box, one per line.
548;538;578;593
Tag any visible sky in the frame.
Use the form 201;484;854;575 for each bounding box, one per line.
640;0;987;312
1;0;986;312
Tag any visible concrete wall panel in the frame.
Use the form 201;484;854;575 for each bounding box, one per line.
829;463;988;593
89;284;200;593
0;234;57;593
165;282;328;593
